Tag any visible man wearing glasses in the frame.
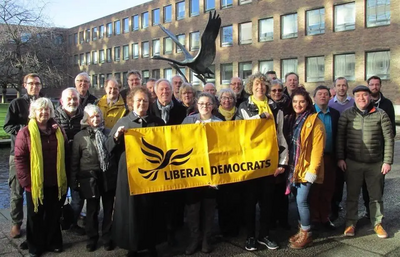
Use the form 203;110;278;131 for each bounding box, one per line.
120;70;142;104
229;77;249;107
75;72;97;108
4;73;42;243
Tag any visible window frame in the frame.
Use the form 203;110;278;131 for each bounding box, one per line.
142;41;150;58
190;31;200;51
142;12;149;29
281;13;298;39
366;0;391;28
132;15;139;31
164;5;172;23
281;58;298;81
190;0;200;17
334;2;356;32
176;1;185;20
258;18;274;42
221;25;233;47
306;8;325;36
152;8;160;26
333;53;356;81
365;50;390;80
239;22;252;45
123;18;130;33
220;63;233;84
164;37;173;55
123;45;129;60
305;56;325;82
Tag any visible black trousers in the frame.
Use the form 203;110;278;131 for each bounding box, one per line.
331;166;345;215
85;189;116;244
243;176;275;239
217;182;244;236
271;179;289;226
26;186;65;255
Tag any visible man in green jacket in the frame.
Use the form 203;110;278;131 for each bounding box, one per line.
337;85;394;239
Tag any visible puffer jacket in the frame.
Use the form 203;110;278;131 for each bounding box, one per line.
337;103;394;164
54;106;83;142
70;126;117;198
96;95;127;129
293;113;326;184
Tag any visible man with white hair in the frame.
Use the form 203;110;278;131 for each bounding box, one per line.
171;75;184;102
230;77;249;107
203;83;217;96
54;87;85;235
75;72;97;108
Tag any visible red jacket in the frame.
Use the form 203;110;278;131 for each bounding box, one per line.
14;119;68;191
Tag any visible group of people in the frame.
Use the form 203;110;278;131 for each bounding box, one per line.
4;69;395;257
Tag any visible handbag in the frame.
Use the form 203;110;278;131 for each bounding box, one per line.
60;196;74;230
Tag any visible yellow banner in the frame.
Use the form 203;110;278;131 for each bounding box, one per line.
125;119;279;195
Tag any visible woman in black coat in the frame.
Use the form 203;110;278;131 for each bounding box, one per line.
107;86;165;257
70;104;116;252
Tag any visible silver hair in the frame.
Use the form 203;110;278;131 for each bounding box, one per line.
217;88;237;103
270;79;284;88
28;97;55;120
179;83;195;97
154;78;172;92
75;72;90;81
61;87;80;104
81;104;103;125
171;75;184;84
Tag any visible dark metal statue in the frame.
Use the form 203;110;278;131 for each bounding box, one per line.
152;11;221;84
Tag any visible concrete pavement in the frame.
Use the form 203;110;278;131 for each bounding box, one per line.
1;142;400;257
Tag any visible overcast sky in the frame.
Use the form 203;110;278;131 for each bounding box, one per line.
44;0;151;28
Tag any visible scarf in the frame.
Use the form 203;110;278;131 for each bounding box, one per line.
28;119;67;213
218;106;236;121
157;99;174;124
92;127;110;172
285;111;311;195
250;95;270;115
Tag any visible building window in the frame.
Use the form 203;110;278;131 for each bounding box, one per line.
334;53;355;81
74;54;78;65
221;63;233;84
106;23;112;37
164;5;172;23
92;51;98;64
68;35;72;45
152;39;160;56
74;33;78;44
122;72;128;87
259;18;273;42
106;48;112;63
100;74;105;88
239;22;252;44
123;18;129;33
205;0;215;11
152;9;160;26
259;60;273;74
92;27;98;40
190;31;200;51
164;37;173;54
142;12;149;29
221;0;233;9
152;69;160;79
86;52;91;65
79;31;84;44
99;50;105;63
239;0;252;5
115;20;121;35
221;25;233;47
334;2;355;32
164;68;173;80
366;51;390;79
176;2;185;20
114;73;121;84
142;70;150;84
142;41;149;58
176;34;185;53
281;13;298;39
306;8;325;35
132;43;139;59
132;15;139;31
123;45;129;60
85;29;90;42
190;70;201;85
281;59;298;80
306;56;325;82
79;53;85;65
366;0;390;27
190;0;200;17
239;62;252;81
99;25;105;39
92;75;98;88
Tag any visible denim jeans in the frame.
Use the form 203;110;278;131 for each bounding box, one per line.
294;182;312;230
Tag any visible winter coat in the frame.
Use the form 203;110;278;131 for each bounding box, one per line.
79;91;97;109
373;92;396;136
337;103;394;164
96;95;127;129
70;127;116;199
3;94;31;155
149;98;187;125
54;106;83;143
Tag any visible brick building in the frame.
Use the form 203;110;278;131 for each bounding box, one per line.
66;0;400;108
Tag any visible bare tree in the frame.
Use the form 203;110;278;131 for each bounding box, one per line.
0;0;69;101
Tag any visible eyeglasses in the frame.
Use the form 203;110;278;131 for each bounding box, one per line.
26;82;42;86
271;89;283;93
221;96;234;101
197;103;213;107
76;79;90;83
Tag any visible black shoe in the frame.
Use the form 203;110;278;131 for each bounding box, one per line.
323;220;336;231
19;240;28;250
330;212;339;222
86;241;97;252
29;253;41;257
185;239;200;255
69;224;86;236
244;237;257;251
257;236;279;250
167;232;177;246
103;242;114;251
148;248;158;257
127;251;138;257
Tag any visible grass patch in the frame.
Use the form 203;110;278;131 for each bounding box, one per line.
0;104;10;139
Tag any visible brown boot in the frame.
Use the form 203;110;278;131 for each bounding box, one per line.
289;229;312;249
10;224;21;238
289;229;301;243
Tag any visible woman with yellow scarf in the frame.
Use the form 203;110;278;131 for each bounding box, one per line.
236;72;289;252
14;98;68;257
216;88;238;121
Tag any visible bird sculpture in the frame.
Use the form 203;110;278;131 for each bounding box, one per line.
152;11;221;84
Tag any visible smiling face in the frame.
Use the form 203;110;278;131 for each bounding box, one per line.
127;74;142;89
181;89;194;107
105;80;120;102
335;79;348;97
252;78;267;100
75;74;90;96
220;92;235;110
156;81;172;105
270;84;283;102
61;90;79;114
354;91;371;111
285;74;299;92
197;96;213;118
24;76;41;97
292;95;308;115
132;91;150;116
35;106;51;125
230;77;243;95
86;111;102;128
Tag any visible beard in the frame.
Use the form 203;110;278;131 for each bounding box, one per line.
63;105;78;113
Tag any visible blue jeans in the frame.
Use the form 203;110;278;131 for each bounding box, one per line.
294;183;312;230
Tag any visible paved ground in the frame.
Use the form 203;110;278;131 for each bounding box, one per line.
1;142;400;257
